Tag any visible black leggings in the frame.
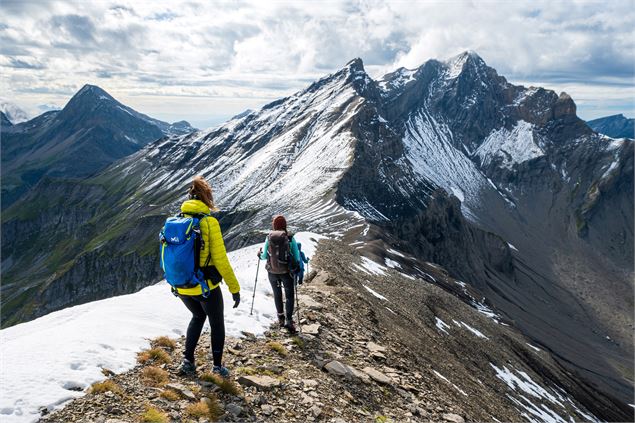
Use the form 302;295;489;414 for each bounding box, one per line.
268;272;295;321
180;287;224;367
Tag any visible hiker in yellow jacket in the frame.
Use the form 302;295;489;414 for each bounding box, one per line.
176;175;240;377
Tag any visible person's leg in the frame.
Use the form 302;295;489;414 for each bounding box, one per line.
281;273;295;322
200;287;225;368
268;272;285;323
180;295;206;363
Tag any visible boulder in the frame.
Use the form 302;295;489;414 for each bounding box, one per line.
324;360;351;377
225;403;243;417
442;413;465;423
366;342;387;353
165;383;196;401
362;367;391;385
237;375;281;390
303;323;321;335
261;404;275;415
298;294;324;311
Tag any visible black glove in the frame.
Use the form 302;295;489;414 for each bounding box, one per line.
232;292;240;308
257;248;262;260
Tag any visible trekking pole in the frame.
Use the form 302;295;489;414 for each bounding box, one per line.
250;257;261;316
295;274;302;333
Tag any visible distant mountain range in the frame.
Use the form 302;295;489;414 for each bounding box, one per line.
0;85;195;207
1;53;632;420
587;113;634;139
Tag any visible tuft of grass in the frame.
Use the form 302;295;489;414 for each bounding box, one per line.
137;347;171;365
159;389;180;401
200;372;241;395
88;379;122;394
267;341;288;357
151;336;176;351
235;366;257;375
291;336;305;348
185;396;222;420
141;406;169;423
141;366;169;386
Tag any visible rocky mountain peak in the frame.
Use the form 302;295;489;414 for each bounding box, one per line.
344;57;365;73
553;91;577;119
71;84;115;104
443;50;488;79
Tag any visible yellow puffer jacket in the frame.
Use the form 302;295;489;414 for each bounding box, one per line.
175;199;240;296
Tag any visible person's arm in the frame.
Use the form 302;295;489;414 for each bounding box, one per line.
259;237;269;260
290;237;303;271
204;217;240;294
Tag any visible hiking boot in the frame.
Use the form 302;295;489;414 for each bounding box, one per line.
178;358;196;375
277;313;285;327
212;365;230;378
285;319;298;335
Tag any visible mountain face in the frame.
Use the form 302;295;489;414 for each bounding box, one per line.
0;85;195;208
587;113;635;139
2;53;632;420
1;111;14;127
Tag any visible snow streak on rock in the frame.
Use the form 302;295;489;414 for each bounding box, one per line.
475;121;543;169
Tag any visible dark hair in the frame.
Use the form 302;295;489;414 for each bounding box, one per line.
272;215;287;231
188;175;219;211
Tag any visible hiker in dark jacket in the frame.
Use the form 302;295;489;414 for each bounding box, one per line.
257;215;303;334
176;175;240;377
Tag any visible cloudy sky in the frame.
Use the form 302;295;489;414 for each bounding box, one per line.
1;0;633;128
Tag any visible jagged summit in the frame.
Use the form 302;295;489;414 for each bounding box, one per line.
344;57;365;72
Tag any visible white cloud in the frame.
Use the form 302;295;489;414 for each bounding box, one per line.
0;0;633;127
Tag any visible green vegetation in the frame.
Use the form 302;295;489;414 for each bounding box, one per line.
267;341;288;357
291;336;305;348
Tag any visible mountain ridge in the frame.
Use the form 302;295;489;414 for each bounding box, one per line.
0;84;196;208
2;52;632;418
587;113;634;139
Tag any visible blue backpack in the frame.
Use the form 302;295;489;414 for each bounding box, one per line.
159;214;210;296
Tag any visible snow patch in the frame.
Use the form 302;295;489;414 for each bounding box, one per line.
363;285;387;301
475;121;543;170
384;258;402;269
359;257;388;276
450;187;465;202
435;317;451;335
453;320;488;339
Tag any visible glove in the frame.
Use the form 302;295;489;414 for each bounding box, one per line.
257;248;262;260
232;292;240;308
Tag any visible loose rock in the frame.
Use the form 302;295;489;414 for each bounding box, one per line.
237;375;281;390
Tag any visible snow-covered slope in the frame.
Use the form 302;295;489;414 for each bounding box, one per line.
0;98;29;124
0;233;320;423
